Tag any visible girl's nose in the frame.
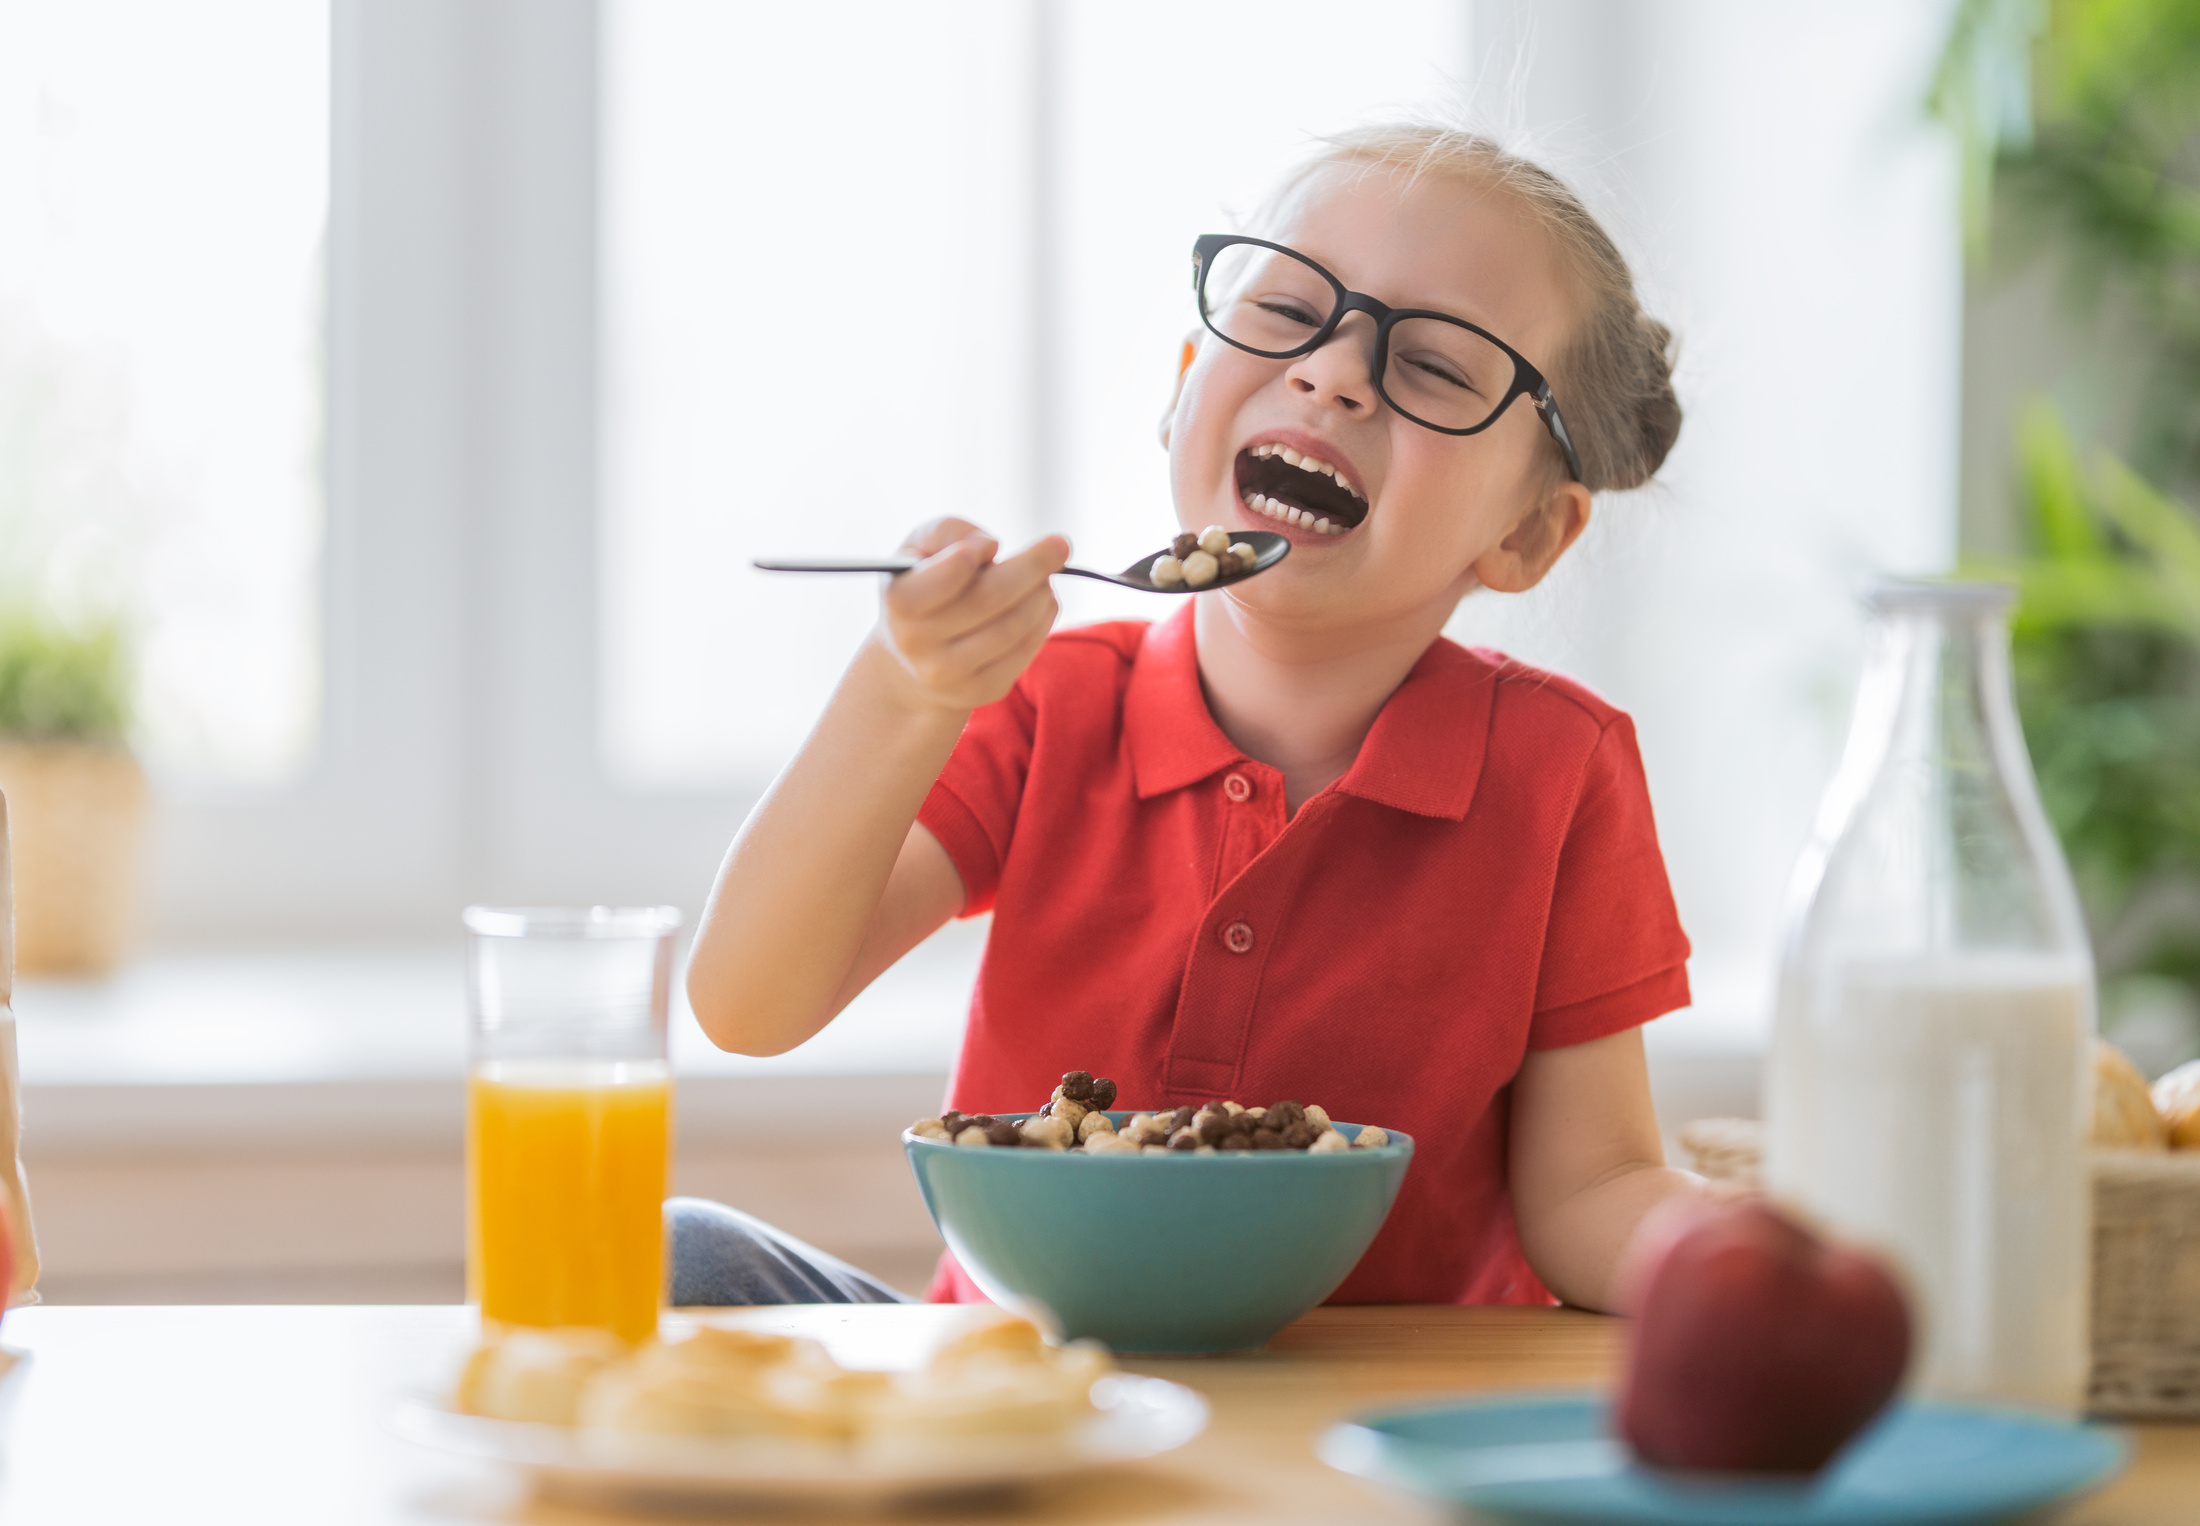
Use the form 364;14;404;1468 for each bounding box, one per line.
1281;314;1376;414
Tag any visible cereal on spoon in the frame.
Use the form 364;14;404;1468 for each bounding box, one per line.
908;1070;1394;1155
1149;526;1261;590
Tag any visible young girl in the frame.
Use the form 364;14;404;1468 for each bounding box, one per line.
678;121;1702;1313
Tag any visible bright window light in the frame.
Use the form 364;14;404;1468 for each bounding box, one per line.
600;0;1464;789
0;0;328;783
600;0;1032;789
1045;0;1467;632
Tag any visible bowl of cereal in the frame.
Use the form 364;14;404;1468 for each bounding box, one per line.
903;1073;1412;1354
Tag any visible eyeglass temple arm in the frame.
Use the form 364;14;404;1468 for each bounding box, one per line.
1534;383;1586;484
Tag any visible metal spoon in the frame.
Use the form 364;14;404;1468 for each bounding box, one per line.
753;530;1289;594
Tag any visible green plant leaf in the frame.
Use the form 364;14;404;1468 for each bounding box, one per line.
2093;454;2200;589
1990;402;2200;640
2017;399;2103;559
1991;558;2200;637
1930;0;2048;257
0;610;131;744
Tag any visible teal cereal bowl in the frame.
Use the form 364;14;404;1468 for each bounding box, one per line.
903;1113;1412;1354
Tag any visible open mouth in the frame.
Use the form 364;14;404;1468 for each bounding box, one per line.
1232;444;1366;535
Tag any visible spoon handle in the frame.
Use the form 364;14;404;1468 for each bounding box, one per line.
755;556;1133;588
751;557;920;574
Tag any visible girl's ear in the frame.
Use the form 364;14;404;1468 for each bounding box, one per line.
1157;334;1198;450
1473;480;1592;594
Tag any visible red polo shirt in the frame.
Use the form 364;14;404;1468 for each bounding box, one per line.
917;603;1690;1306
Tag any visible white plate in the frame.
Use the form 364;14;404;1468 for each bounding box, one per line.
390;1372;1208;1508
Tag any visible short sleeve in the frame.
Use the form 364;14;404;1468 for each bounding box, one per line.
917;682;1039;917
1527;713;1692;1050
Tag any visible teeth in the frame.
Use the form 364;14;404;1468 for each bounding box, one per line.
1280;448;1302;467
1240;486;1352;536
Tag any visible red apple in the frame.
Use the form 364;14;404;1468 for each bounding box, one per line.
1617;1199;1911;1474
1611;1190;1727;1318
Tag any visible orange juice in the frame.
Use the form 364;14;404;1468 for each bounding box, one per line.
467;1058;671;1343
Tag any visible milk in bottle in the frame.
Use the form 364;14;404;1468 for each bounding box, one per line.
1767;583;2093;1411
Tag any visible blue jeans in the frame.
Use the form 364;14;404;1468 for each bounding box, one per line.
663;1197;913;1306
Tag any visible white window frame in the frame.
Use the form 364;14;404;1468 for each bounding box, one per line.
146;0;759;942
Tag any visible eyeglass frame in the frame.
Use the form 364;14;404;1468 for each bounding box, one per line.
1190;233;1584;484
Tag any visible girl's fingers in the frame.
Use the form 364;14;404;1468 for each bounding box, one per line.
890;518;1003;622
877;529;1069;704
899;517;984;558
891;533;1067;634
957;535;1069;627
891;535;998;620
962;594;1060;696
942;580;1060;676
891;574;1056;703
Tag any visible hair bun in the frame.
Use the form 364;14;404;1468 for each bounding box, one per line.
1623;315;1682;490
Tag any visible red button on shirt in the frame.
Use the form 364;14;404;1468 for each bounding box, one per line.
917;603;1690;1307
1223;772;1253;802
1221;920;1255;954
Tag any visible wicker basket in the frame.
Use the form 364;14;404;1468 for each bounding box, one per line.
2088;1149;2200;1418
1677;1118;2200;1419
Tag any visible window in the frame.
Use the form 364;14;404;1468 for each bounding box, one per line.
41;0;1960;1011
0;0;328;782
600;0;1034;787
600;0;1470;787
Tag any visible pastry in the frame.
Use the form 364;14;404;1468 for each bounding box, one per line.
456;1326;628;1425
2092;1041;2168;1150
2151;1058;2200;1149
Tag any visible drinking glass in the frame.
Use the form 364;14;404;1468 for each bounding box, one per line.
464;905;679;1343
1766;583;2093;1409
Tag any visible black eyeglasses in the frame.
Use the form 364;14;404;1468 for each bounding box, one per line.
1191;234;1583;483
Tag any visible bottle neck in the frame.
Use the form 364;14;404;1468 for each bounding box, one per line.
1868;606;2004;786
1793;588;2090;966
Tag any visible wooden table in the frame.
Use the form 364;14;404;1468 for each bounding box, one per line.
1;1304;2194;1523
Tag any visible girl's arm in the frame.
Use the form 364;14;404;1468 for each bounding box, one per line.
686;518;1068;1056
1508;1026;1713;1311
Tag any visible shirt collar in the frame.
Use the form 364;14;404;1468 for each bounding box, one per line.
1125;604;1244;799
1124;603;1496;820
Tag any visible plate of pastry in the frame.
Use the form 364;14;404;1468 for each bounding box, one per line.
391;1309;1208;1508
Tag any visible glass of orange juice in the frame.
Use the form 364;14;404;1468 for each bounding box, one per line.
463;905;680;1344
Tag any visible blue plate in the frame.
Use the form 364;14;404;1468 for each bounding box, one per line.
1319;1391;2127;1526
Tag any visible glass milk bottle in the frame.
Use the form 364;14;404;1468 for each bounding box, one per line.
1766;582;2093;1411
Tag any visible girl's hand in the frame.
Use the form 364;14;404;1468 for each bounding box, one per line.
873;518;1069;713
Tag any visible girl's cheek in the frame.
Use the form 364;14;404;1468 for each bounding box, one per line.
1173;368;1229;459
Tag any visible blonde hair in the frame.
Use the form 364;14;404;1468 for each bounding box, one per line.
1254;120;1681;494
